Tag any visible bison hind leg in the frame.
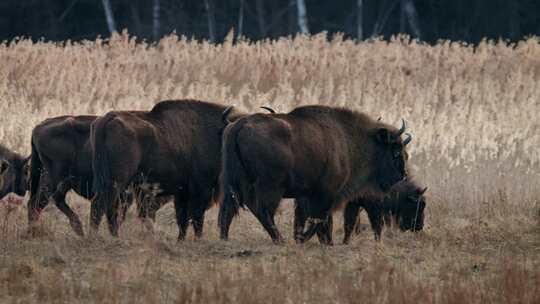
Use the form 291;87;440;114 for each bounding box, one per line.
250;183;284;244
174;193;190;241
51;181;84;237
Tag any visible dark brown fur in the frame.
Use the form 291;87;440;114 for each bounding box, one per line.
218;105;411;244
0;144;29;200
28;115;170;236
294;179;427;244
90;99;242;239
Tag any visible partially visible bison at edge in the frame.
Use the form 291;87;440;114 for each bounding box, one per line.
0;144;29;206
218;105;412;244
90;99;244;240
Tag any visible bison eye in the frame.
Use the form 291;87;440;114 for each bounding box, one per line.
393;150;401;158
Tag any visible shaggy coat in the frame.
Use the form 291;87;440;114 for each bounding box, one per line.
91;99;243;239
218;105;411;244
28;115;169;236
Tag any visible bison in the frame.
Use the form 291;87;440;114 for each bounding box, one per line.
28;115;169;236
294;179;427;244
90;99;245;239
0;144;29;205
218;105;412;244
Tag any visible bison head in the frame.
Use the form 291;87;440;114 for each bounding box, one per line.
384;183;427;231
396;186;427;231
373;119;412;190
0;156;29;199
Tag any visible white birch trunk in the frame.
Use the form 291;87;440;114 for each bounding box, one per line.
153;0;160;41
101;0;117;34
403;0;421;38
296;0;309;35
237;0;244;38
357;0;363;40
204;0;216;42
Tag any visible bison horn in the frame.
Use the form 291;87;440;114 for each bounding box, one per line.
403;133;412;146
418;187;428;195
222;106;233;125
260;106;276;114
397;118;406;136
377;116;382;122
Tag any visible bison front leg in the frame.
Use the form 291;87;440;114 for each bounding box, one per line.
343;200;362;244
90;192;111;235
191;208;206;240
298;195;333;245
293;198;309;243
363;203;383;241
105;198;124;237
27;181;51;236
316;215;334;245
174;193;190;241
189;190;212;240
251;183;284;244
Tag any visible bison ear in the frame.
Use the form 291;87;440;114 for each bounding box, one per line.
0;160;8;174
375;128;392;144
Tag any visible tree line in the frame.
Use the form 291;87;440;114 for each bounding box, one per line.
1;0;539;43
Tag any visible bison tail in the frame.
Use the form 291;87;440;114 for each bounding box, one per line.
91;113;116;194
29;138;42;197
219;119;252;221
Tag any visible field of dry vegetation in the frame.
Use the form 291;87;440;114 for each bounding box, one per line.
0;32;539;303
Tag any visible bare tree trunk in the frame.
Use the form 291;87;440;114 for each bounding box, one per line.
130;2;142;37
372;0;398;37
237;0;244;38
295;0;309;34
357;0;363;40
153;0;160;41
402;0;421;39
400;0;406;33
507;1;520;40
204;0;216;42
288;0;296;34
101;0;117;34
255;0;267;37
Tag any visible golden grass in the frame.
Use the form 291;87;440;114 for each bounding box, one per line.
0;32;539;303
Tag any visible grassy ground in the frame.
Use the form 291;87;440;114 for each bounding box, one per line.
0;33;539;303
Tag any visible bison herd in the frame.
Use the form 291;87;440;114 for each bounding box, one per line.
0;99;427;245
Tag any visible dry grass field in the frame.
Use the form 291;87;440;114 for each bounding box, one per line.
0;32;539;303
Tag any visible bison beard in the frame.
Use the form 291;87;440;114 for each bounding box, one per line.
218;105;411;244
90;99;241;239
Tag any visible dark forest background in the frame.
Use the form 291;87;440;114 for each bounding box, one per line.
1;0;539;44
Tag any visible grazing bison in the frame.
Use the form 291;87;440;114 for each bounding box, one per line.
90;99;245;239
0;144;29;205
294;179;427;244
218;105;412;244
28;115;170;236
